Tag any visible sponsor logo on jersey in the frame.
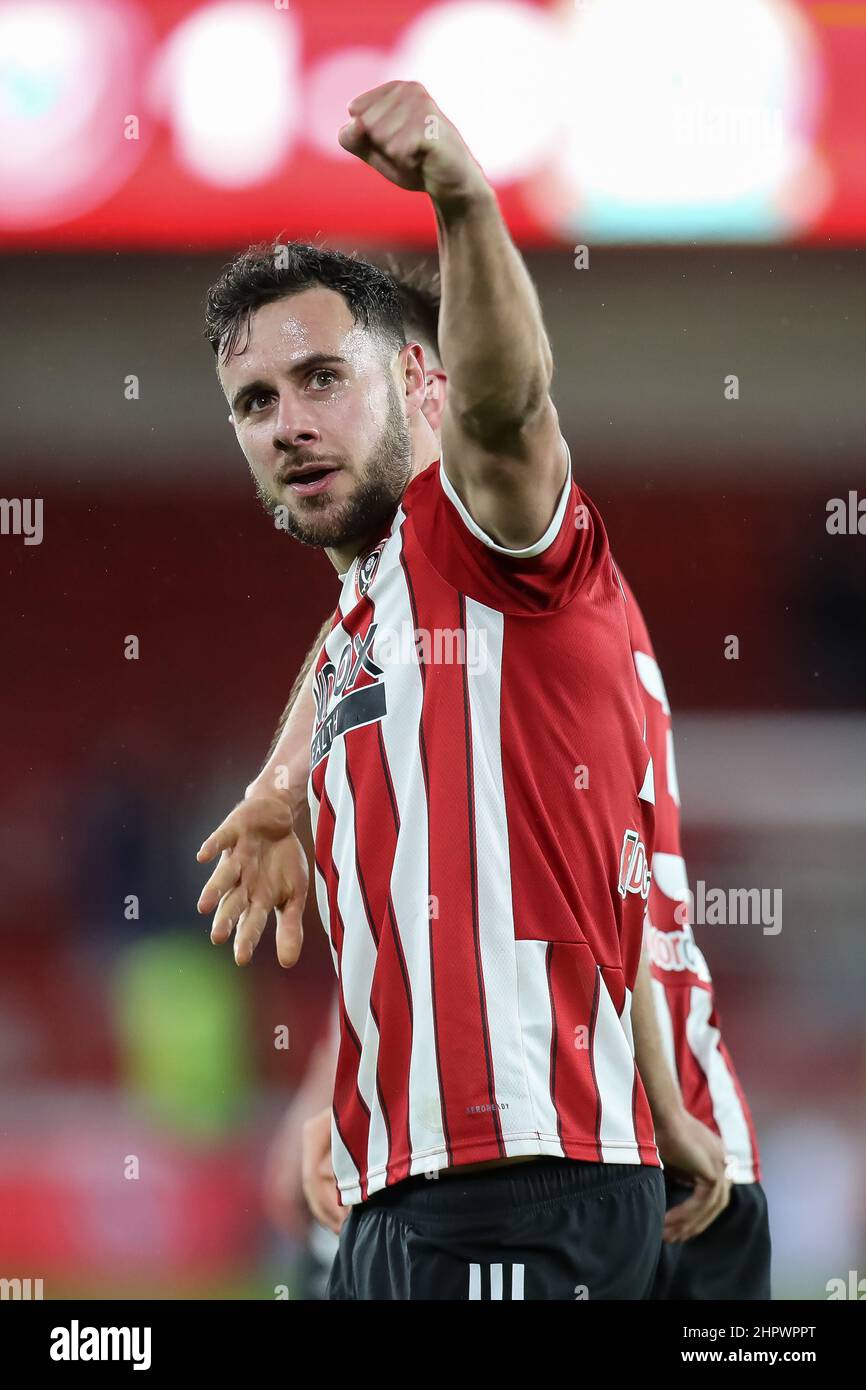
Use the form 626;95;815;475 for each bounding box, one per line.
617;828;651;900
311;623;385;768
645;923;711;980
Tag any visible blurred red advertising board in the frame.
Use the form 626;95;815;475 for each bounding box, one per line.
0;0;863;248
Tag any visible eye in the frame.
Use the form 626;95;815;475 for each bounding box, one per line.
247;392;273;413
309;369;338;391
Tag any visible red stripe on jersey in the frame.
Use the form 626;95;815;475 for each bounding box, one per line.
342;720;414;1187
398;539;504;1160
546;943;603;1160
315;786;369;1196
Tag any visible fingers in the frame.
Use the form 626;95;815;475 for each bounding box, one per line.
275;900;304;969
303;1162;346;1235
196;811;241;865
356;91;409;143
233;899;270;966
337;120;368;156
209;880;248;946
275;833;309;968
664;1175;731;1243
197;850;241;917
336;125;410;187
346;81;405;119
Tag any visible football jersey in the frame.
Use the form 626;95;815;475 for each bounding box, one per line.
308;452;659;1205
620;574;761;1183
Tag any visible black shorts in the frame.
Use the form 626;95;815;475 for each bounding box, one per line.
326;1157;666;1301
650;1176;772;1300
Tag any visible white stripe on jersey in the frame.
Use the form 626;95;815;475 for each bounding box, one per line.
665;727;681;807
638;754;655;805
652;851;690;902
322;715;389;1183
685;986;756;1183
513;940;565;1151
593;968;642;1164
633;649;671;715
463;598;539;1151
620;983;635;1054
366;525;447;1173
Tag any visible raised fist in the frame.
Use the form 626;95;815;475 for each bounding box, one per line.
338;80;488;205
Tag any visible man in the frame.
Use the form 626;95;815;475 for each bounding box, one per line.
198;82;720;1300
256;273;770;1298
624;581;771;1298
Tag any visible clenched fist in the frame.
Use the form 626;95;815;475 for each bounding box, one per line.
338;81;488;205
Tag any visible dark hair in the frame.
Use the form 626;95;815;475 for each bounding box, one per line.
204;240;407;364
381;258;441;364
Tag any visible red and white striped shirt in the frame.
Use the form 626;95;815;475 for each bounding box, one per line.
309;456;659;1205
620;575;761;1183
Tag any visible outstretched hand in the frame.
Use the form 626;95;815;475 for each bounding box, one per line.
196;794;309;968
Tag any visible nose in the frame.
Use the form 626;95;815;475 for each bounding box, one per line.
272;391;321;453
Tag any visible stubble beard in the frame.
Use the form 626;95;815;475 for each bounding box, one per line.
254;384;413;550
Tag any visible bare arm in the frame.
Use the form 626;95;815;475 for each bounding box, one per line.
632;949;686;1136
339;81;567;550
260;614;333;767
436;193;567;548
632;950;732;1241
196;619;331;966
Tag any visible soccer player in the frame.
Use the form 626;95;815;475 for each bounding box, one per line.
198;82;724;1300
255;274;770;1299
625;583;771;1298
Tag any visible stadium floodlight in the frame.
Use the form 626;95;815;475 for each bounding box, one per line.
389;0;567;183
152;0;301;188
305;48;392;160
0;0;150;226
551;0;825;241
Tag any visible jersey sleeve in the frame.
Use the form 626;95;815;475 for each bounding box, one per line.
404;442;612;615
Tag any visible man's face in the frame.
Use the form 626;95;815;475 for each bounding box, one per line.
219;287;414;552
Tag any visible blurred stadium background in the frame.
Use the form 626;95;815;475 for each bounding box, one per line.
0;0;864;1300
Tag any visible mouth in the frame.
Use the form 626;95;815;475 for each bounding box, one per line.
281;463;342;496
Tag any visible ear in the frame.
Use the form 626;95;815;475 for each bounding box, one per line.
421;369;448;433
399;341;428;417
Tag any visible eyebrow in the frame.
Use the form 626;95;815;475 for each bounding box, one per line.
230;354;349;412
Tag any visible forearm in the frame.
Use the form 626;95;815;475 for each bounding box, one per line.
245;615;331;816
632;950;686;1138
263;615;333;763
434;189;553;435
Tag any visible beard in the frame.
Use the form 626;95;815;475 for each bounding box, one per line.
254;383;413;550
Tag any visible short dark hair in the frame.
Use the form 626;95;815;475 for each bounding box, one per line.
204;240;407;364
383;258;441;364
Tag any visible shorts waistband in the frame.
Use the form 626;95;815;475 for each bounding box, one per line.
360;1157;660;1220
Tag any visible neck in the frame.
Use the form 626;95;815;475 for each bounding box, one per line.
325;419;441;576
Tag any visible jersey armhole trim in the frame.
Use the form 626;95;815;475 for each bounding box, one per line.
439;439;573;559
